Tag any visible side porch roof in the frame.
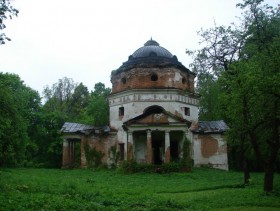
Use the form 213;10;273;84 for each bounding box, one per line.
60;122;110;135
190;120;229;134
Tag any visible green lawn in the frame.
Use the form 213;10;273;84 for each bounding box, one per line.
0;168;279;210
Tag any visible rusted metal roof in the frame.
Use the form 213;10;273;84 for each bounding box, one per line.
191;120;228;134
60;122;110;135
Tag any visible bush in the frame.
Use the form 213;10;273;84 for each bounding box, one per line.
119;160;187;174
84;143;104;168
182;137;192;170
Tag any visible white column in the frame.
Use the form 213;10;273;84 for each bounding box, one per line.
165;130;170;163
127;131;134;160
146;130;152;164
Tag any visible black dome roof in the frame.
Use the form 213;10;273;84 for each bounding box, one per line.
111;39;194;76
132;39;173;58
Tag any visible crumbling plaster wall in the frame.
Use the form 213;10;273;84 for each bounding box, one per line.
109;92;199;129
134;132;147;163
108;86;199;160
192;133;228;170
109;99;198;152
81;132;118;167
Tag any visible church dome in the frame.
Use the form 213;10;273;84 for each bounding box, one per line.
110;39;196;94
132;39;173;58
112;38;189;75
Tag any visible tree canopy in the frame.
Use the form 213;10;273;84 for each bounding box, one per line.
0;73;41;166
0;74;111;167
0;0;18;44
189;0;280;192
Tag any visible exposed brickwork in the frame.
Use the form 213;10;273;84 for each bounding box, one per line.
146;134;152;164
137;113;169;124
80;138;86;168
80;133;117;167
165;146;170;163
199;134;218;158
127;142;133;160
111;67;195;94
62;140;75;168
62;140;69;168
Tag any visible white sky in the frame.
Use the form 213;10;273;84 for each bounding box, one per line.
0;0;277;95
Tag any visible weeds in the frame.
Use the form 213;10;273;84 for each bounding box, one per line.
0;168;279;210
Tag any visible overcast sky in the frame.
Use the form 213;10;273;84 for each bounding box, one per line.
0;0;277;95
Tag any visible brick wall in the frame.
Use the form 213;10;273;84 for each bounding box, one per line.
111;67;195;94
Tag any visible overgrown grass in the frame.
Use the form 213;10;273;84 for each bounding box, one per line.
0;168;279;210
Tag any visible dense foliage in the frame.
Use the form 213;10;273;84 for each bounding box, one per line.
0;73;41;166
0;74;111;167
189;0;280;191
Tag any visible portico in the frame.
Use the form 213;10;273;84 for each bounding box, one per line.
126;128;188;164
123;106;191;165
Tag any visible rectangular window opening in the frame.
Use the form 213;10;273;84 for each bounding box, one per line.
185;107;190;116
119;107;124;116
119;143;124;161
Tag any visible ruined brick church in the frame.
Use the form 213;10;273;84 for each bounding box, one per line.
61;39;228;170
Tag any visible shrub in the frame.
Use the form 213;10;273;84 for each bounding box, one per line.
181;136;192;171
84;143;104;168
108;145;120;169
119;160;186;174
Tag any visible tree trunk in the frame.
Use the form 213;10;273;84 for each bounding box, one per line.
240;136;250;185
243;158;250;185
264;164;274;192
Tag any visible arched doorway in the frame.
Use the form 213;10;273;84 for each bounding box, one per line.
152;131;164;165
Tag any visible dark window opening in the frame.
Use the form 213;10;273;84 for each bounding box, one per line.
151;73;158;81
153;143;163;165
152;132;164;165
119;143;124;161
119;107;124;116
185;107;190;116
170;141;179;162
182;77;186;84
144;105;164;115
121;77;126;84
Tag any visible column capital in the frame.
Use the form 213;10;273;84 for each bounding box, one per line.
165;130;170;134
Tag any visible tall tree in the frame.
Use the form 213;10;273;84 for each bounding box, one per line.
195;72;222;120
189;0;280;192
0;0;19;44
232;0;279;192
67;82;89;121
43;77;77;114
83;82;111;126
42;77;80;167
0;73;40;166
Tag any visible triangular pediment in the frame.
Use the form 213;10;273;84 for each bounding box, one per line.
132;112;179;124
123;107;191;128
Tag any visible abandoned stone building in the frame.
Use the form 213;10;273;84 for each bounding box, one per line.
61;39;229;170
